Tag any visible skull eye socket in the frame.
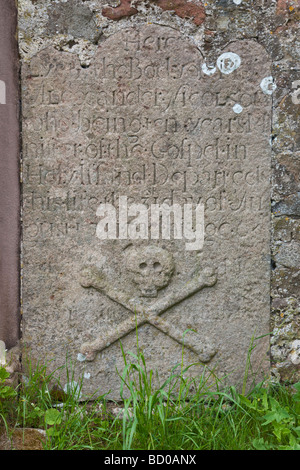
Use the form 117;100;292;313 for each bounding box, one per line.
139;262;147;270
153;262;162;272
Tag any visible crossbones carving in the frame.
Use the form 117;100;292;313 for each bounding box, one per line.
79;248;217;362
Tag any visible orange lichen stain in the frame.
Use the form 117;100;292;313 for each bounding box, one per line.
102;0;206;25
154;0;206;26
276;0;296;16
204;29;215;36
102;0;138;20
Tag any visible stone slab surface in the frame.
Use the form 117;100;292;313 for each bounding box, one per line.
22;25;272;397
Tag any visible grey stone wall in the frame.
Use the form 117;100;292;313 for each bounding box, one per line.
17;0;300;386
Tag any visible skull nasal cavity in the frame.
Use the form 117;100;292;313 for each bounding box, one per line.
153;262;162;272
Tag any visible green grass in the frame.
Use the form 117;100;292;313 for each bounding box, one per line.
0;338;300;450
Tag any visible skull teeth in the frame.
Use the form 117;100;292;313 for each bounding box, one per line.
141;288;158;297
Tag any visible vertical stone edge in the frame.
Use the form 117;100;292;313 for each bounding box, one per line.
0;0;21;351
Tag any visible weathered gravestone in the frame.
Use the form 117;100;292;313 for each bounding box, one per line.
22;24;272;397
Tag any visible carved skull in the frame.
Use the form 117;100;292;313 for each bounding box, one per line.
125;246;175;297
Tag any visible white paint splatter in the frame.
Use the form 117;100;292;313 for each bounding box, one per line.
216;52;241;75
63;381;82;399
202;62;216;76
77;352;87;362
291;80;300;104
233;103;243;114
233;0;242;5
260;76;277;95
0;80;6;105
290;340;300;365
